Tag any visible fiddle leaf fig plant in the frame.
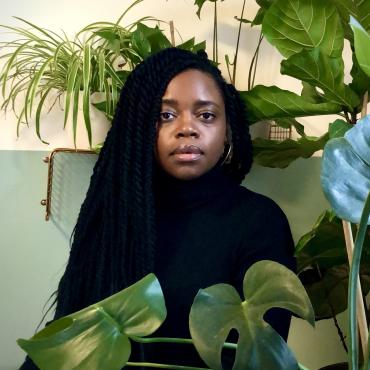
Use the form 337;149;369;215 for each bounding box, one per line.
189;260;315;370
17;273;166;370
17;261;314;370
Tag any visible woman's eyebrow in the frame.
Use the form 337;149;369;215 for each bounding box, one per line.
161;98;220;109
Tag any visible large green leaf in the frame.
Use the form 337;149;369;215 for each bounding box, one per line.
328;119;353;139
262;0;344;58
241;86;342;123
252;133;329;168
321;114;370;224
17;274;166;370
189;260;314;370
295;209;370;319
299;264;370;320
281;49;360;109
350;16;370;78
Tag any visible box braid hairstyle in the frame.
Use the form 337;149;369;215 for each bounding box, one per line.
54;47;253;319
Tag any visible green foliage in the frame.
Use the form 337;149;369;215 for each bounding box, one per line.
189;260;314;370
252;133;329;168
296;210;370;319
281;49;360;110
322;114;370;224
0;6;205;147
17;274;166;370
17;261;314;370
350;16;370;78
262;0;344;58
194;0;224;18
241;86;342;123
321;114;370;370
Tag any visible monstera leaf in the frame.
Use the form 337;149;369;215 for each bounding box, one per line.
17;274;166;370
262;0;344;58
321;112;370;370
321;115;370;224
189;260;314;370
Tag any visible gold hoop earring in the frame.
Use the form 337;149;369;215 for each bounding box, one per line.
221;143;233;166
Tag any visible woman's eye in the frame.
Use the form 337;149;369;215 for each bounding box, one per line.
159;111;175;121
199;112;216;121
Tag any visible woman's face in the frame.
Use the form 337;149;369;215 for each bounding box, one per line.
155;69;227;180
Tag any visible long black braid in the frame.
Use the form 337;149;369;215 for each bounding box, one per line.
54;47;253;319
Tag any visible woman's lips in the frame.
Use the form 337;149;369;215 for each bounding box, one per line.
172;145;203;162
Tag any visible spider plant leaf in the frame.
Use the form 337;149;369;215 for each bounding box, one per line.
321;114;370;224
190;260;314;370
114;0;145;25
104;62;124;89
17;273;166;370
111;78;118;113
28;57;53;119
16;107;25;138
12;17;60;46
98;50;105;92
72;74;82;148
35;88;52;145
0;40;33;97
82;44;92;147
64;58;81;129
103;79;111;117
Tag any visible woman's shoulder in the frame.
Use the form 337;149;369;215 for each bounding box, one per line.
232;185;285;216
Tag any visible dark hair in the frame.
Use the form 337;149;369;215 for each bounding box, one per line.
54;47;252;318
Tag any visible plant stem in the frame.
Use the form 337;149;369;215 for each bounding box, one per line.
130;335;237;349
126;362;209;369
232;0;246;85
248;31;263;90
213;1;218;63
315;263;348;353
346;192;370;370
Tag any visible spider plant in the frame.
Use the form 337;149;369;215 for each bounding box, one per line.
0;0;168;147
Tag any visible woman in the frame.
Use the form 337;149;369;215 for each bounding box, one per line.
20;47;295;369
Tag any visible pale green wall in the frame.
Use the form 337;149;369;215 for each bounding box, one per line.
0;151;347;370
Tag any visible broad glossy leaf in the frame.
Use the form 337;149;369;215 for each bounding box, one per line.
354;0;370;31
349;54;370;97
296;210;350;271
281;49;360;109
299;264;370;319
321;114;370;224
17;274;166;370
189;260;314;370
241;86;341;123
350;16;370;78
262;0;343;58
252;133;329;168
194;0;224;18
328;119;353;139
295;209;370;319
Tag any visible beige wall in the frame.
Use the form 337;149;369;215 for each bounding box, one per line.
0;0;346;150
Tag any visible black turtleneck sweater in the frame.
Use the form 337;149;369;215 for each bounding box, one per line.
133;163;296;368
20;164;295;370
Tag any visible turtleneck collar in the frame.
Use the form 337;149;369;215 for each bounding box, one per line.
153;162;238;210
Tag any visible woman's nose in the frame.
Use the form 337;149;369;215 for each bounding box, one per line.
175;114;200;138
